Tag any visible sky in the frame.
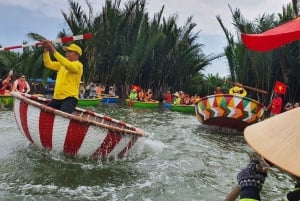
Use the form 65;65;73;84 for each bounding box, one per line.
0;0;290;76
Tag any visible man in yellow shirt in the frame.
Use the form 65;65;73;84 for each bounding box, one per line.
42;41;83;114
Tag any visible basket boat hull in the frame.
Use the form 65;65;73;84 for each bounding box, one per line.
77;97;102;106
11;92;145;159
125;99;159;108
163;101;195;113
170;104;194;113
101;96;119;103
195;94;264;131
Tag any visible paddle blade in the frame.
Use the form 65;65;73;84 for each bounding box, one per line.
244;107;300;177
241;17;300;52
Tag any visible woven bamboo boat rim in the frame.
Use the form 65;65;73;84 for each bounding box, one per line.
125;99;159;104
11;92;145;136
198;94;264;105
244;107;300;177
79;97;102;101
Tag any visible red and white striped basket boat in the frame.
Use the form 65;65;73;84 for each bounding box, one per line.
11;92;145;159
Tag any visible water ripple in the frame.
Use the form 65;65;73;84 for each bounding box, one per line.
0;107;294;200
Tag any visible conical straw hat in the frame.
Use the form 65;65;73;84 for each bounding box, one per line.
244;107;300;177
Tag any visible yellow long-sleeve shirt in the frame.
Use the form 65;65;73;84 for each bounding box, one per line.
43;51;83;100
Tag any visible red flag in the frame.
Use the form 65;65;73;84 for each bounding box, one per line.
274;81;287;95
241;17;300;52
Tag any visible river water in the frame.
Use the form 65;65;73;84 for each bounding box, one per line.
0;102;294;201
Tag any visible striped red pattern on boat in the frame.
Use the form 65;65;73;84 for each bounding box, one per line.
39;110;54;149
118;136;138;157
12;92;144;159
19;101;33;143
64;120;89;155
93;130;122;158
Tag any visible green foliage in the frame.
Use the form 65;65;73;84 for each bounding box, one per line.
57;0;218;98
0;0;220;98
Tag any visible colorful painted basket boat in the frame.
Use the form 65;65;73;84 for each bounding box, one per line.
125;99;160;108
11;92;145;159
77;97;102;106
0;94;13;107
195;94;264;131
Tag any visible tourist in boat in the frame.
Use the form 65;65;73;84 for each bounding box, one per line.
183;93;192;105
84;82;97;98
95;83;105;97
283;102;293;112
283;101;299;112
229;82;247;97
267;92;283;117
13;74;31;94
129;89;138;101
293;102;299;108
163;90;172;103
144;89;153;102
138;89;145;101
173;92;181;105
108;86;116;96
42;41;83;114
79;81;85;98
0;70;15;95
191;93;201;104
178;91;185;104
214;86;223;94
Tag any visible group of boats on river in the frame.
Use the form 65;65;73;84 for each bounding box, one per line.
0;79;266;160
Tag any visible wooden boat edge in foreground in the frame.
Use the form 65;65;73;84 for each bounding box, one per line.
244;107;300;177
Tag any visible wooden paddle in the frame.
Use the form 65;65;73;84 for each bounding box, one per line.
223;79;268;95
0;33;93;51
224;186;240;201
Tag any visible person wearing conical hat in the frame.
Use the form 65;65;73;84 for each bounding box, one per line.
236;108;300;200
42;41;83;114
173;92;181;105
229;82;247;97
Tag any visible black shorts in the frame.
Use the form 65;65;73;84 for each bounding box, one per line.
48;97;78;114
